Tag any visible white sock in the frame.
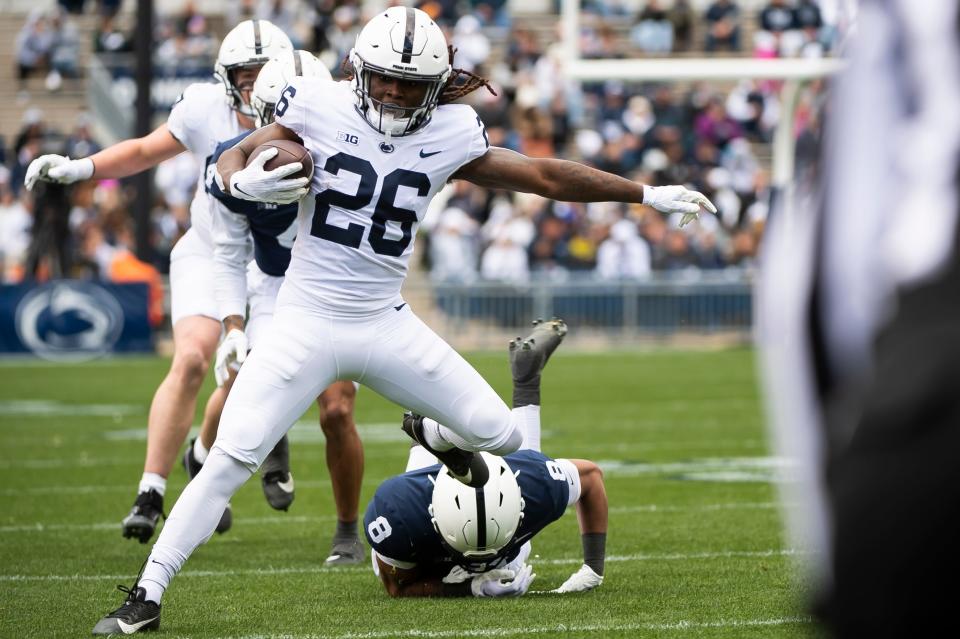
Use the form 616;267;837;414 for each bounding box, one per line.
421;417;454;451
138;472;166;497
139;579;164;604
139;448;253;604
192;438;209;464
516;404;541;452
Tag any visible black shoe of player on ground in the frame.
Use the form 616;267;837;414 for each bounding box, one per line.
91;585;161;635
401;412;489;487
509;317;567;383
325;537;366;566
121;490;164;544
181;438;232;534
261;434;295;511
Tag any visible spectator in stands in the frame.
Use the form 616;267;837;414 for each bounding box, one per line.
58;0;86;14
692;223;727;270
481;217;532;283
694;97;743;149
94;16;132;53
256;0;305;48
727;228;757;270
595;218;651;280
83;222;164;327
64;114;102;160
48;8;81;90
668;0;694;52
0;168;32;283
760;0;798;34
452;14;491;72
15;9;56;93
631;1;674;54
430;206;480;284
657;229;697;271
704;0;741;52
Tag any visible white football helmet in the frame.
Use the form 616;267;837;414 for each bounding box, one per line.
349;6;452;137
214;19;293;117
251;50;332;128
429;452;525;571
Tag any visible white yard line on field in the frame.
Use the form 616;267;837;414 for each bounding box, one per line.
219;616;813;639
0;501;783;533
0;549;810;582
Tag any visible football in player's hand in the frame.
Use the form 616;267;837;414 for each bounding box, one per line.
248;140;313;181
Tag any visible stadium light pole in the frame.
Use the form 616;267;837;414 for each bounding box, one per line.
133;0;154;264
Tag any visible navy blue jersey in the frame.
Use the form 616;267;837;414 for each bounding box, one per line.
206;131;298;276
364;450;571;571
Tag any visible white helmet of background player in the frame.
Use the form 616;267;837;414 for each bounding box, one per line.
429;453;525;571
251;50;332;128
348;6;452;137
214;19;293;118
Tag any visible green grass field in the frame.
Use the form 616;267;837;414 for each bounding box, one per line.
0;348;820;638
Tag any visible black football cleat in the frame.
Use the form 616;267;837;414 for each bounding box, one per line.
182;439;232;534
121;490;164;544
509;317;567;384
91;585;161;635
261;435;295;511
401;412;489;487
324;537;366;566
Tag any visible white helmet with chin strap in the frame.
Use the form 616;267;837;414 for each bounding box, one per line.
429;452;525;572
214;19;293;118
251;50;332;128
349;6;452;138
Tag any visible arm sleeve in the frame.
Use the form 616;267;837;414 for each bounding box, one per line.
211;195;253;320
272;76;309;139
461;108;491;169
554;458;583;507
166;86;201;153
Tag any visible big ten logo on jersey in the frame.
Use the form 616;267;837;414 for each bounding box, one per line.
337;131;359;145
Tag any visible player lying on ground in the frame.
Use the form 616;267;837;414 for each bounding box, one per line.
91;7;710;634
23;19;299;542
367;319;608;597
204;51;365;565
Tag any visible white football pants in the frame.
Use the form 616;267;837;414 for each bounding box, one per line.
140;301;523;601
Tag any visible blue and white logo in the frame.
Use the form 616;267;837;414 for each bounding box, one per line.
15;281;125;361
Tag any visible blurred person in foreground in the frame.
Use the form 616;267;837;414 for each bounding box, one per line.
757;1;960;637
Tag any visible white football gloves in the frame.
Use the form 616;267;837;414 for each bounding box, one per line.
214;328;248;387
24;155;95;191
228;147;308;205
549;563;604;594
464;564;537;597
642;184;717;227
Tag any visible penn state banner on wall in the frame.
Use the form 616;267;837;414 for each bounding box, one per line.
0;281;153;360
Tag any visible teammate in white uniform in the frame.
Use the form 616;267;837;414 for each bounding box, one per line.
92;7;715;634
207;51;366;565
24;20;294;543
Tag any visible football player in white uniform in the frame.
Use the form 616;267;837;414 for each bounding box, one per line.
206;51;366;565
24;20;295;543
92;7;714;634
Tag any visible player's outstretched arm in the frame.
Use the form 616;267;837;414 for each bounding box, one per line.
25;124;185;191
375;557;533;598
454;147;716;225
215;123;306;202
552;459;608;593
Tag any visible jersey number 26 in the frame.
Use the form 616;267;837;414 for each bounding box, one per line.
310;152;429;257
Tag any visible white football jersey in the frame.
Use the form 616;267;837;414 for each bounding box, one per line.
167;82;252;243
274;77;490;313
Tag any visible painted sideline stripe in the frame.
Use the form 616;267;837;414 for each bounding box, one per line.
0;502;784;533
220;616;814;639
0;549;809;582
